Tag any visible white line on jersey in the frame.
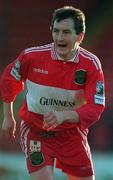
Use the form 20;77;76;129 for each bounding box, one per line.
24;43;52;54
80;48;101;70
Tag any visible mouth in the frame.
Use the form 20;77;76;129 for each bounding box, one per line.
57;44;67;48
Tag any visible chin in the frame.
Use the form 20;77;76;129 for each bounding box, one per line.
58;50;67;56
59;53;66;57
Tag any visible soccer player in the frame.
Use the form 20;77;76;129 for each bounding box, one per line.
0;6;105;180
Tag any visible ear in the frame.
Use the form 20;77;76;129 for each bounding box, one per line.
76;32;85;44
50;26;52;31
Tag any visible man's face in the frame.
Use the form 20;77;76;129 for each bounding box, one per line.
52;18;81;60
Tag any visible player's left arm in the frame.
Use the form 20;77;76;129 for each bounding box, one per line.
75;60;105;130
43;59;105;131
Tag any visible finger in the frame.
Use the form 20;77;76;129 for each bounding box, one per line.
44;113;56;123
7;127;16;138
43;122;57;131
44;111;53;119
43;118;57;128
43;116;54;123
46;124;57;131
11;127;16;138
42;122;52;129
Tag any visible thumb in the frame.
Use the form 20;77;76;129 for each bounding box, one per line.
8;126;16;138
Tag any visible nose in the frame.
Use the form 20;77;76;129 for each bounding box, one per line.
57;32;64;41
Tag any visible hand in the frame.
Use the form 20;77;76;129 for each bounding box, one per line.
43;110;79;131
43;111;64;131
2;116;16;138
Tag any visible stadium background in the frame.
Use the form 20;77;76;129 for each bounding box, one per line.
0;0;113;179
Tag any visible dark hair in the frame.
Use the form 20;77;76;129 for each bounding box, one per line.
51;6;86;35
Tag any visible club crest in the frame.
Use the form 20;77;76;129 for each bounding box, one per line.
74;70;86;85
29;140;44;166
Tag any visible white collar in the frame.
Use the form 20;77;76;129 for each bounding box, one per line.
51;43;79;63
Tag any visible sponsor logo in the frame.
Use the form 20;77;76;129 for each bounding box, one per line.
40;97;75;107
94;95;105;105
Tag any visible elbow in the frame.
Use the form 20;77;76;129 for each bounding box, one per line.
76;104;105;130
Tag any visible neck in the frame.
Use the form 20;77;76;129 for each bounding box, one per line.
59;46;79;61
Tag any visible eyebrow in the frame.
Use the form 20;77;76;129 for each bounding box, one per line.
53;27;71;31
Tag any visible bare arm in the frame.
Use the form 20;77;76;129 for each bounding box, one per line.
2;102;16;138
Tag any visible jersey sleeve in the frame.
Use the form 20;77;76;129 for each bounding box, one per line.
76;59;105;130
0;50;30;103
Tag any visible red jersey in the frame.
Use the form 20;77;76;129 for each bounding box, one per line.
0;43;105;133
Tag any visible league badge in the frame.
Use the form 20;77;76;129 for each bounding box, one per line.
94;81;105;105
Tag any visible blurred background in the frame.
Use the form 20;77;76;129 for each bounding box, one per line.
0;0;113;179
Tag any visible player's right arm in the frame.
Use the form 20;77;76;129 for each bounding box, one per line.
2;102;16;138
0;50;30;137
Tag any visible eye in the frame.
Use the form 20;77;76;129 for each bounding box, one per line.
63;30;71;34
53;28;59;33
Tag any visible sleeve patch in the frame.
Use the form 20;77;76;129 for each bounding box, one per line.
94;81;105;105
10;60;21;81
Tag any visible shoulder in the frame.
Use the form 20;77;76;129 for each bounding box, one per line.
79;47;102;70
15;43;52;65
24;43;52;55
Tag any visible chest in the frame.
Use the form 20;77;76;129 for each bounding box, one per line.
27;58;86;90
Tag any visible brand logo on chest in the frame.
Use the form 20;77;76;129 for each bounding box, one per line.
33;68;48;74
